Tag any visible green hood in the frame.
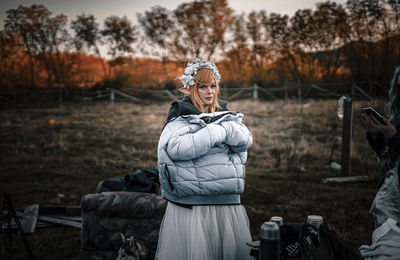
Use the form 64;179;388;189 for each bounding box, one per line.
166;96;228;123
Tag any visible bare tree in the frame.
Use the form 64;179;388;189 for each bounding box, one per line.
206;0;233;60
71;13;108;79
276;4;349;83
137;6;177;83
223;13;250;83
40;13;70;87
346;0;400;80
246;10;272;83
138;6;175;55
277;9;315;83
101;15;137;77
173;0;233;60
305;2;349;81
4;4;47;87
262;12;292;84
4;4;71;88
0;31;26;89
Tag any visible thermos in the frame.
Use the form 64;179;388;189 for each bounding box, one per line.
307;215;323;241
259;221;280;260
269;216;283;226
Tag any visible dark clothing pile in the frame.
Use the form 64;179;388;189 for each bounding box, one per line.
100;168;160;194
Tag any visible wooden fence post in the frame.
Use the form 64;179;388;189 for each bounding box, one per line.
110;89;115;104
297;79;302;101
341;96;353;175
284;79;288;100
253;84;258;101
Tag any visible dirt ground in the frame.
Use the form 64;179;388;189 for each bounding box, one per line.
0;98;387;259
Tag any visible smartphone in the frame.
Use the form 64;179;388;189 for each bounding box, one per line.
362;107;386;124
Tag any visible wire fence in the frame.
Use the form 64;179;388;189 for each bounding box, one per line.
0;81;385;109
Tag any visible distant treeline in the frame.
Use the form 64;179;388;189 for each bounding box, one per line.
1;0;399;94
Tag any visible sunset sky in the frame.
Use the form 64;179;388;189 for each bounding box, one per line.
0;0;348;29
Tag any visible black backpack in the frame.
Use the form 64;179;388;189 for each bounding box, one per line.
280;223;363;260
101;168;160;194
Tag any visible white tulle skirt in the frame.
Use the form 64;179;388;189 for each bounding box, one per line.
155;202;252;260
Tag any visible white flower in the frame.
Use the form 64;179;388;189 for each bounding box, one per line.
176;58;221;89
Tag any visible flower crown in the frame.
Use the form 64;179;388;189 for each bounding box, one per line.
176;58;221;89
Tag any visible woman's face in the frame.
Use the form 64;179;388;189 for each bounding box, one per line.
197;82;216;107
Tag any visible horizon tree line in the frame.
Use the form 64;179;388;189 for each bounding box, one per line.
0;0;399;92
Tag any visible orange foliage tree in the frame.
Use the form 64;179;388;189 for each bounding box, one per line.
2;1;400;91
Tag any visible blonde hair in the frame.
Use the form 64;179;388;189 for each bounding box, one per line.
188;69;221;113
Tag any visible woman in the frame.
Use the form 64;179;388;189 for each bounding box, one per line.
360;67;400;259
156;59;253;260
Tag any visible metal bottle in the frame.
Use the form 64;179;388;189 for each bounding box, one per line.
259;221;280;260
307;215;323;241
269;216;283;226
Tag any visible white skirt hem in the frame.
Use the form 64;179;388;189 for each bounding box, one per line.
155;202;252;260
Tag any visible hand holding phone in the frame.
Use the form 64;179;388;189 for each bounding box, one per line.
362;107;397;139
362;107;386;125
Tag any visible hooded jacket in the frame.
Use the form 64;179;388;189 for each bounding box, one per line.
157;97;252;205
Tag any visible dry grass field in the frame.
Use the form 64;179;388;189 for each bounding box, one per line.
0;98;389;259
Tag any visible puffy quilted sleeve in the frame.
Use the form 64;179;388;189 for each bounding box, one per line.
221;121;252;153
165;123;227;161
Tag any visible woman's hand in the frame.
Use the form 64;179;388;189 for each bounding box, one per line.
362;114;397;140
362;114;380;138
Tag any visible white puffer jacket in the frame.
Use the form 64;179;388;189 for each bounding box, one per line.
157;111;252;205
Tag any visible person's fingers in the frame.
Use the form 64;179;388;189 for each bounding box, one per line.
370;116;381;126
382;116;390;125
362;114;368;124
365;116;374;127
366;115;374;125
